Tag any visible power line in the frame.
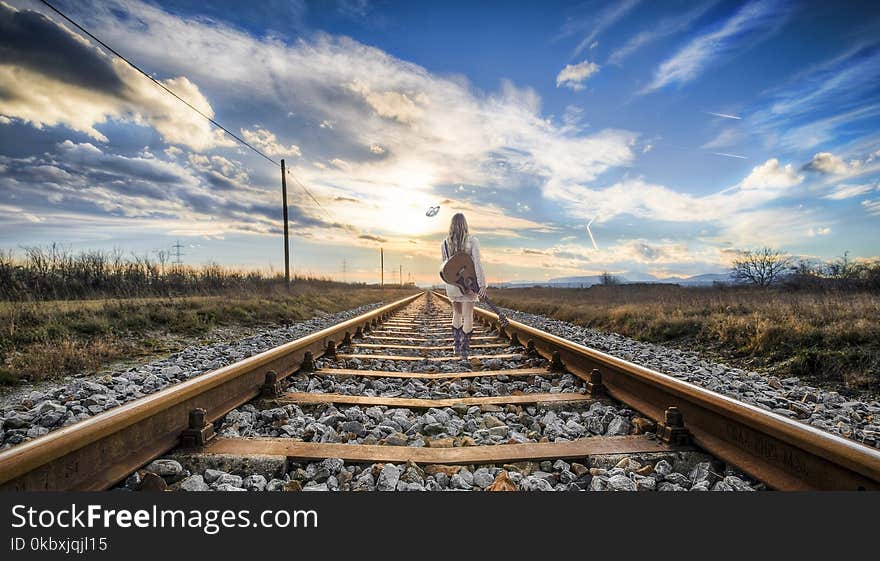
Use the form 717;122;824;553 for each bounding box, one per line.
37;0;327;216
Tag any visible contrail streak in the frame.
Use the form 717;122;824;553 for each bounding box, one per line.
711;151;747;159
586;218;599;250
706;111;742;120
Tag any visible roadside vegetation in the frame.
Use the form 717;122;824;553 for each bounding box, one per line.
0;247;416;386
491;252;880;397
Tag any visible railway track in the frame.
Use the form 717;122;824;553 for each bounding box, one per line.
1;290;878;491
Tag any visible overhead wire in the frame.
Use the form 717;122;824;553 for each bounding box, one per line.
37;0;328;215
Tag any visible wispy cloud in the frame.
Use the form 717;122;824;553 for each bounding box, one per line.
560;0;641;57
608;1;717;65
701;127;741;149
748;42;880;150
823;183;875;200
861;199;880;216
643;0;789;93
556;60;599;90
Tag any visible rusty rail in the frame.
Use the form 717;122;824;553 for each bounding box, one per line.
0;291;422;491
433;291;880;490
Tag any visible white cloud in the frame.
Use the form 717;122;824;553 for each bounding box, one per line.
556;60;600;91
347;79;425;124
862;199;880;216
740;158;802;190
164;146;183;159
0;2;231;151
369;144;386;155
240;127;301;157
643;0;787;93
807;226;831;237
806;152;849;174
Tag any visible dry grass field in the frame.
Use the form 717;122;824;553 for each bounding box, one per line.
489;284;880;397
0;282;415;385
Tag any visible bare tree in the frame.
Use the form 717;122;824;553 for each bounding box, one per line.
825;251;863;280
599;271;619;286
731;247;792;286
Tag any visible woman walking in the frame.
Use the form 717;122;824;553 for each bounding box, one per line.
440;212;487;359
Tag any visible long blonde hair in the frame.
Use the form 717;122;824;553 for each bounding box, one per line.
447;212;469;254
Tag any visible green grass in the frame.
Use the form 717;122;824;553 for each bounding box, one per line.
0;283;417;385
489;285;880;396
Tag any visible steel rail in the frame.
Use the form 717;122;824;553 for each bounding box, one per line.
432;291;880;490
0;291;422;491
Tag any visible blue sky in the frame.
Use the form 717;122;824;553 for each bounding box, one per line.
0;0;878;284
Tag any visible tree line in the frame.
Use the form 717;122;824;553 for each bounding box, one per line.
731;247;880;290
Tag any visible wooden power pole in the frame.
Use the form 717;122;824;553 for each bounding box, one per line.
380;248;384;288
281;159;290;287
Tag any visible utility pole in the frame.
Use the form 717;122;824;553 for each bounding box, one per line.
281;159;290;288
380;248;384;288
399;264;403;287
342;259;347;283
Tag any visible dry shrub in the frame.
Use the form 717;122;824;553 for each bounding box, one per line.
490;285;880;394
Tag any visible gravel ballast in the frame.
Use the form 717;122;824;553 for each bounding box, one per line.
487;305;880;449
130;454;762;492
0;302;390;450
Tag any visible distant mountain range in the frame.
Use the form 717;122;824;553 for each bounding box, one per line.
494;272;732;288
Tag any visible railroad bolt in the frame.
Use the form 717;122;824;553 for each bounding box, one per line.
355;326;364;339
526;340;538;357
586;369;605;396
549;350;565;372
188;408;206;429
659;406;690;446
180;407;215;448
342;331;352;348
261;370;282;398
300;351;315;373
326;340;337;358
